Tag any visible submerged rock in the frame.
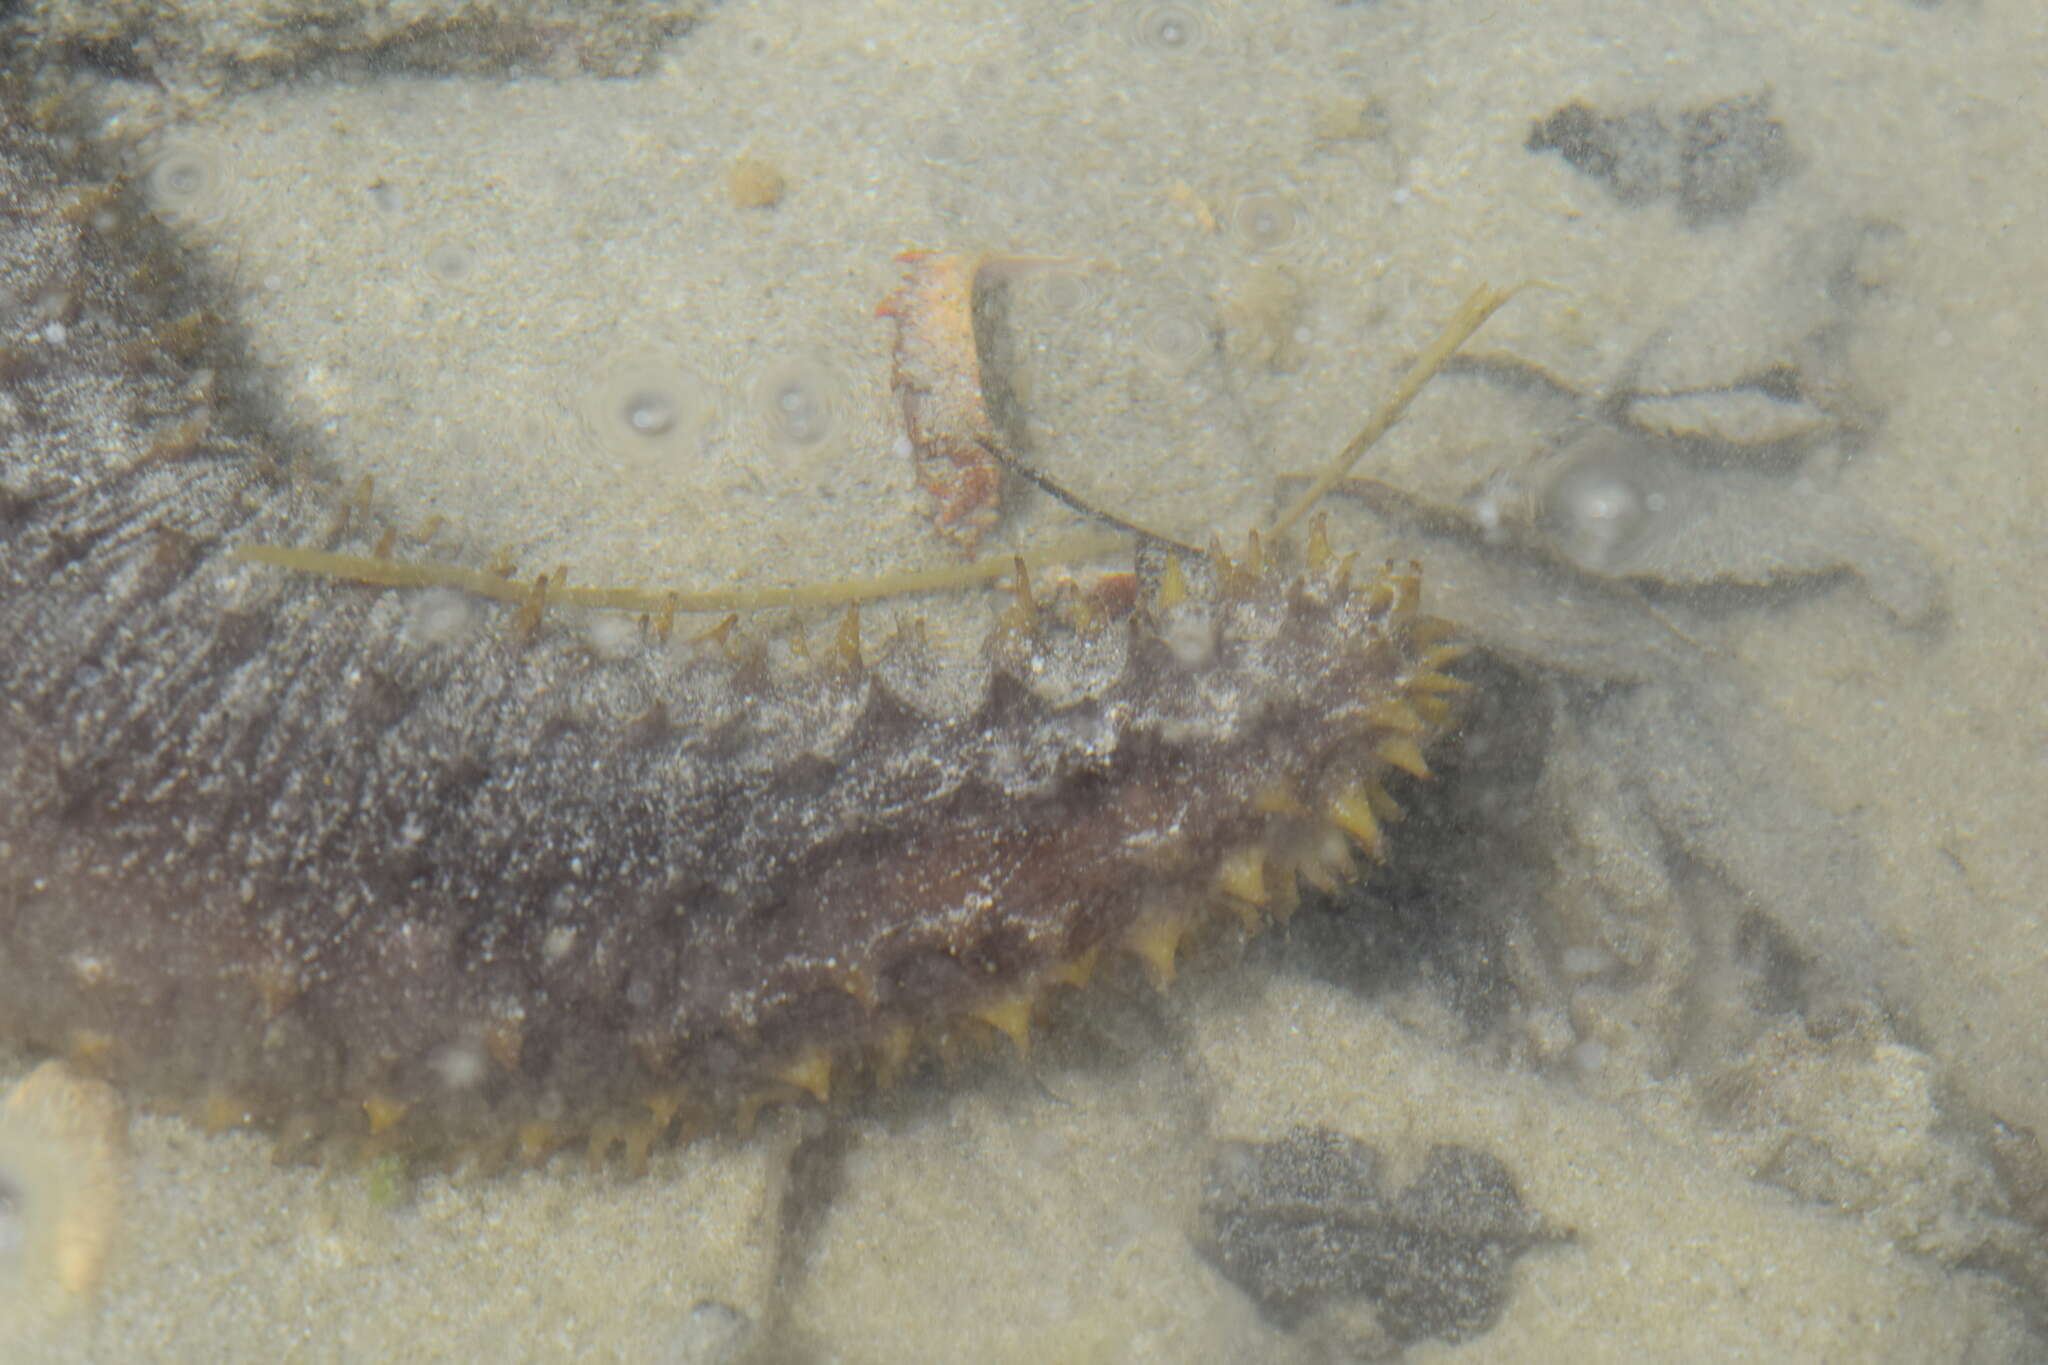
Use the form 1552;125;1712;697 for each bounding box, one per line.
1527;91;1798;226
1197;1126;1564;1354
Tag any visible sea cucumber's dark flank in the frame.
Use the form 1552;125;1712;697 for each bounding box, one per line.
0;92;1464;1170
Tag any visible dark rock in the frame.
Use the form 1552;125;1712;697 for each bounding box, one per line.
1197;1127;1565;1350
1528;92;1797;225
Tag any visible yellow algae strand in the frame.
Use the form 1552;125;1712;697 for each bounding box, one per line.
1267;281;1527;541
238;281;1526;614
235;532;1131;616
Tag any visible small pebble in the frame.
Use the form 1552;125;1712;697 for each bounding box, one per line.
725;157;786;210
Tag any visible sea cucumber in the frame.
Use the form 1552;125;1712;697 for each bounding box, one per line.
0;109;1467;1168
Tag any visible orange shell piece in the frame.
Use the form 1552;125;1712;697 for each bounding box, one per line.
876;250;1006;550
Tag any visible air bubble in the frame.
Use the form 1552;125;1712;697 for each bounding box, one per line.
1129;298;1215;378
1129;4;1207;56
1540;441;1676;573
579;355;716;467
422;240;481;290
1037;272;1091;314
751;355;841;448
624;390;677;436
1227;188;1307;256
1017;264;1102;318
140;139;237;225
914;116;987;168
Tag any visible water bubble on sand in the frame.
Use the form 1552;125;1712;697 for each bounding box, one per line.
141;138;238;226
751;354;841;449
1228;187;1308;256
1129;297;1215;379
421;239;482;291
1128;4;1207;57
580;355;717;467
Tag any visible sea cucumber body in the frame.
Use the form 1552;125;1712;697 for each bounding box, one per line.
4;503;1442;1158
0;118;1458;1162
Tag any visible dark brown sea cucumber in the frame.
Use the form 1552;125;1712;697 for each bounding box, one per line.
0;101;1466;1167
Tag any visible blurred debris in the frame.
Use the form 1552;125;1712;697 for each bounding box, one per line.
1530;427;1945;624
1223;264;1310;375
1617;208;1905;449
0;1060;128;1349
1342;332;1941;628
1311;94;1391;147
724;156;787;210
1988;1122;2048;1236
1696;1006;2048;1338
661;1300;754;1365
1325;466;1903;979
4;0;714;92
1325;197;1937;631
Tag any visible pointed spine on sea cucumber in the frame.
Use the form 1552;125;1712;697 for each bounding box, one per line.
969;992;1037;1058
1325;784;1386;859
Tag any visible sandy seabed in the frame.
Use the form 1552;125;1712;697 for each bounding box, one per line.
4;0;2045;1360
